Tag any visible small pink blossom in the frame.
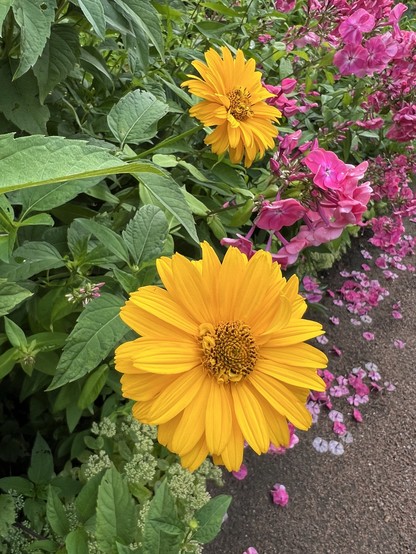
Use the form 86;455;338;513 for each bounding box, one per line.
258;34;272;44
363;331;375;341
352;408;363;422
339;9;376;45
316;335;329;345
274;0;296;12
334;44;369;77
392;310;402;319
232;464;248;480
271;484;289;507
255;199;306;232
243;548;259;554
384;382;396;392
393;339;406;349
333;421;347;436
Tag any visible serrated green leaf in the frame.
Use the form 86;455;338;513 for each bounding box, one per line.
78;364;109;409
78;0;106;39
142;480;185;554
75;471;104;523
76;218;130;263
48;293;128;390
0;280;32;316
0;241;65;281
46;485;70;537
193;495;232;544
12;0;56;79
33;24;81;103
108;89;169;147
137;171;198;243
114;0;164;59
65;528;89;554
96;466;136;553
4;316;26;348
27;433;54;485
0;495;16;536
0;62;50;134
122;205;168;265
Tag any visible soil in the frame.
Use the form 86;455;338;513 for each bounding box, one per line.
204;230;416;554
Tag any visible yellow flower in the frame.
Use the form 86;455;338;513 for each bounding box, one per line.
115;243;327;472
181;46;281;167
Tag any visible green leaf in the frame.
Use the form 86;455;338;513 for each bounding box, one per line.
65;528;89;554
27;433;54;485
33;24;81;103
137;171;198;243
279;57;293;80
0;495;16;536
0;476;35;496
48;293;128;390
0;62;50;134
4;316;27;348
0;241;65;281
78;0;106;39
122;205;168;265
78;364;109;409
114;0;164;59
0;347;19;379
142;480;185;554
108;89;169;147
0;1;13;36
18;213;54;227
193;495;232;544
12;0;56;79
75;471;104;524
46;485;70;537
0;280;32;316
96;466;137;553
76;219;130;263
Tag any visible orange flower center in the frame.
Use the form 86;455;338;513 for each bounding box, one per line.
199;321;258;384
227;87;253;121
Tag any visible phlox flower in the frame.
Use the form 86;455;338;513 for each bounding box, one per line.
255;198;306;232
338;9;376;44
334;43;369;77
271;483;289;506
274;0;296;12
232;463;248;480
303;148;347;190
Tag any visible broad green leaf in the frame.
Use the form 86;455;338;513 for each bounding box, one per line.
66;403;83;433
122;205;168;265
142;480;185;554
48;293;128;390
78;364;109;409
78;0;106;39
33;24;81;103
0;1;13;36
18;213;54;227
46;485;70;537
113;0;164;59
112;268;140;293
4;316;26;348
137;171;198;243
65;528;89;554
0;476;35;496
76;219;130;263
12;0;56;79
27;433;54;485
108;89;169;147
0;495;15;536
0;62;50;134
0;241;65;281
0;347;19;379
193;495;232;544
0;134;165;194
279;57;293;80
75;471;104;524
0;280;32;316
96;466;136;553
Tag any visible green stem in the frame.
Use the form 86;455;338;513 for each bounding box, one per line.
125;124;204;161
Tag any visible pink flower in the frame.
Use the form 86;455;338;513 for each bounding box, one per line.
388;3;408;38
352;408;363;422
386;104;416;142
255;199;306;232
334;44;369;77
271;484;289;507
274;0;296;12
303;148;347;190
243;548;259;554
391;310;402;319
338;9;376;45
363;331;374;341
232;464;248;480
393;339;406;349
258;34;272;44
221;235;255;258
333;421;347;436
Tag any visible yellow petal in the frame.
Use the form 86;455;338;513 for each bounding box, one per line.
231;383;270;454
120;372;177;401
260;342;328;369
130;337;201;374
219;411;244;471
158;412;182;450
180;436;209;472
256;357;326;391
205;381;233;455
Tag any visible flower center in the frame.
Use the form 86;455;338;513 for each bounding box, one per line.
227;87;253;121
199;321;258;384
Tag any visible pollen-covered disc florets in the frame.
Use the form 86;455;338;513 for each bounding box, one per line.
199;321;258;383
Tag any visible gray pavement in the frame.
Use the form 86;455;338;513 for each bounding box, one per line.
205;232;416;554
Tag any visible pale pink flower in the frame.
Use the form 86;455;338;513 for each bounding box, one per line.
352;408;363;422
243;548;259;554
303;148;347;190
393;339;406;349
274;0;296;12
255;199;306;232
334;44;369;76
363;331;374;341
221;235;254;258
232;464;248;480
258;34;272;44
388;3;408;37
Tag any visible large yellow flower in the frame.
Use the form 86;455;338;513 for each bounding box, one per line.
115;243;327;472
181;47;281;167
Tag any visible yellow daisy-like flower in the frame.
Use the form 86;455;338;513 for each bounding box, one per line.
181;46;281;167
115;243;327;472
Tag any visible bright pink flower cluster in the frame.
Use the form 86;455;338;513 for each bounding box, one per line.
265;78;319;119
